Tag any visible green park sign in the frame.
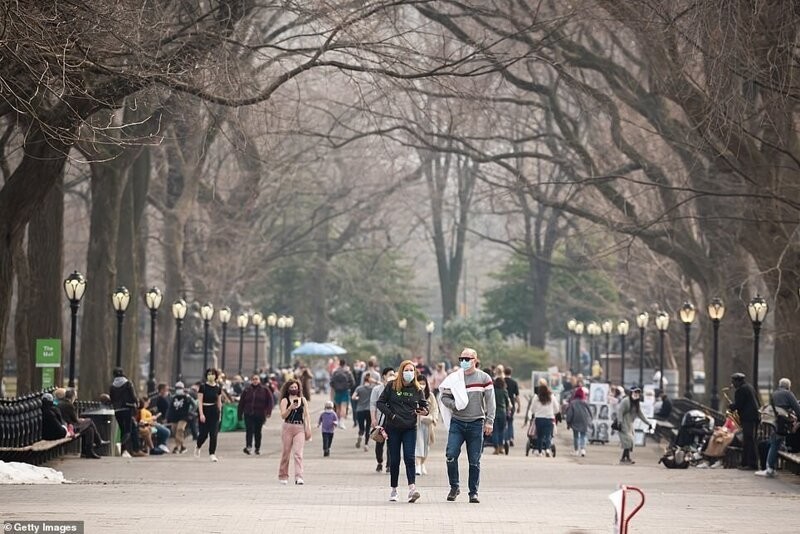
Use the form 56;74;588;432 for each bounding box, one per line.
35;338;62;368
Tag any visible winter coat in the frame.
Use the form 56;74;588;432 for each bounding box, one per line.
237;384;274;419
377;382;426;431
565;398;593;433
617;396;650;449
109;376;138;411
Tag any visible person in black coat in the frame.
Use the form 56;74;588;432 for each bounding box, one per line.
729;372;761;470
41;393;68;441
110;367;144;457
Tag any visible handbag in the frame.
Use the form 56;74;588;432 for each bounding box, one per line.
771;396;794;436
370;413;387;443
611;420;621;432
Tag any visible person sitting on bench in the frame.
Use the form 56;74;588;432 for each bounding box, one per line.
57;388;107;459
41;393;71;441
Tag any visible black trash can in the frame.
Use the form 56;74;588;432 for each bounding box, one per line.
80;408;119;457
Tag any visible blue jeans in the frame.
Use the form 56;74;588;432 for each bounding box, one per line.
386;427;417;488
572;429;586;451
504;412;515;442
534;418;553;453
446;419;484;496
154;423;171;447
766;432;785;470
492;415;507;448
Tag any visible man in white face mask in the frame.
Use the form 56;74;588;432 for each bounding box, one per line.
440;348;496;504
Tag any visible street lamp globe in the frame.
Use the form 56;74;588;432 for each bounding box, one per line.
237;313;249;329
617;320;629;336
426;321;435;334
171;298;187;320
747;295;768;324
112;286;130;312
398;318;408;331
679;302;696;325
200;302;215;321
276;315;286;329
63;271;87;302
601;320;613;335
574;321;584;335
635;311;649;329
567;318;577;332
145;287;163;311
655;311;670;331
219;306;232;324
267;313;277;327
286;315;295;329
707;298;725;320
252;311;264;327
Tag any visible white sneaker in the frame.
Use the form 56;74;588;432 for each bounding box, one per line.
193;447;200;457
389;488;399;502
710;460;723;469
580;449;586;457
279;479;288;485
210;454;218;462
121;451;132;458
363;445;369;452
415;466;422;476
158;444;171;454
295;478;304;485
755;469;775;478
545;449;552;457
421;464;427;475
408;487;420;503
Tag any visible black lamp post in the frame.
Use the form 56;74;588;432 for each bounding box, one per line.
617;320;629;386
574;321;584;374
252;312;264;373
708;298;725;411
283;315;295;367
398;318;407;348
601;320;612;381
200;302;214;371
747;295;768;396
144;287;163;395
267;313;277;371
63;271;86;388
679;302;696;398
635;312;649;387
236;312;248;377
566;319;577;372
655;311;670;394
111;286;130;369
218;306;231;374
425;321;435;363
172;299;187;382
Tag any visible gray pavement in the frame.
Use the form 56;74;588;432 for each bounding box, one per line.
1;393;799;533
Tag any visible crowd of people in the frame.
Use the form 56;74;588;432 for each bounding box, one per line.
36;348;800;504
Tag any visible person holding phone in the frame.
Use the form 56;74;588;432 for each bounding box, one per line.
377;360;429;503
278;378;312;485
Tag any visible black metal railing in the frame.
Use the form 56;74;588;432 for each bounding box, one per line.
0;388;55;449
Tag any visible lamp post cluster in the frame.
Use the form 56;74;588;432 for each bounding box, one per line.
563;293;769;409
61;270;298;389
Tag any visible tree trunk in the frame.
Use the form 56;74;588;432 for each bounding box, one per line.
116;169;140;387
79;160;128;401
12;236;33;394
24;176;65;391
0;126;72;365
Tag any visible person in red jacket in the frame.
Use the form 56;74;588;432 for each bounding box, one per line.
238;374;274;455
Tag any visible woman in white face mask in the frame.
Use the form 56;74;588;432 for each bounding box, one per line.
376;360;429;503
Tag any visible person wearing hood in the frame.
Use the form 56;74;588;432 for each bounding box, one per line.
565;387;592;457
617;386;652;464
238;374;274;455
109;367;145;457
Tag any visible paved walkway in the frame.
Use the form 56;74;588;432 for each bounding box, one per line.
1;393;798;533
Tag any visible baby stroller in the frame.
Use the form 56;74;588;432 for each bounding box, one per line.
659;410;714;469
524;418;557;457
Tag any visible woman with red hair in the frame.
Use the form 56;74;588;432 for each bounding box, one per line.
565;387;593;457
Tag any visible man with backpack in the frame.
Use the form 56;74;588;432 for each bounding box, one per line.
755;378;800;478
330;359;355;429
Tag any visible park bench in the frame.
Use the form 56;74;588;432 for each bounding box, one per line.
0;388;82;465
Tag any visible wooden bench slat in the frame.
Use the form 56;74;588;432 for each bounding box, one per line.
0;434;80;453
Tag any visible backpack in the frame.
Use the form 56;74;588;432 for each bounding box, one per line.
330;369;351;392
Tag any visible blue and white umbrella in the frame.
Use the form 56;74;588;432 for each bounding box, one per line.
291;341;347;357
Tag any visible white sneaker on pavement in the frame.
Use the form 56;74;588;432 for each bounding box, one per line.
279;479;288;485
389;488;398;502
121;451;131;458
295;478;304;485
754;469;775;477
210;454;218;462
193;447;200;457
580;449;586;457
158;444;170;454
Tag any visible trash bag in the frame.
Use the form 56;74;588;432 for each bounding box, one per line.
220;403;245;432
